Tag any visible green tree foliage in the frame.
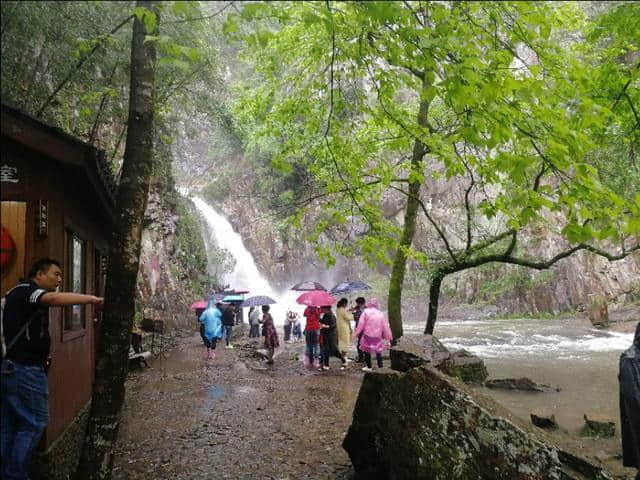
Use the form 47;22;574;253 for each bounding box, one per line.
229;1;639;336
580;2;640;200
1;0;235;288
1;1;133;153
1;1;232;174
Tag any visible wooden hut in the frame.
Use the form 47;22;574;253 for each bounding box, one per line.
1;103;116;478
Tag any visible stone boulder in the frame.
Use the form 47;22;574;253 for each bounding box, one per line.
587;297;609;328
446;349;489;384
344;345;614;479
390;335;453;371
390;336;487;384
530;411;558;430
486;377;560;392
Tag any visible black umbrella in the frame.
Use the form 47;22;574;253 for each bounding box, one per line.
241;295;277;307
290;281;327;291
330;280;371;295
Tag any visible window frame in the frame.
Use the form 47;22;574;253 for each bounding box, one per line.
62;229;87;341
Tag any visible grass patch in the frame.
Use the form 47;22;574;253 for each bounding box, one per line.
493;310;580;321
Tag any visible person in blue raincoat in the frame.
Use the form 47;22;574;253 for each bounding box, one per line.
199;301;223;360
619;322;640;478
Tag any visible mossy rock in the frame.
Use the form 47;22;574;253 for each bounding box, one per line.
581;414;615;438
441;352;489;384
344;342;615;479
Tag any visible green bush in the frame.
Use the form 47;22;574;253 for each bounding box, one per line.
174;197;209;295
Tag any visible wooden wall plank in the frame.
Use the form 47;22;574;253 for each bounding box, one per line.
1;201;26;296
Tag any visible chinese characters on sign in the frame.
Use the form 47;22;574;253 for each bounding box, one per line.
1;164;18;183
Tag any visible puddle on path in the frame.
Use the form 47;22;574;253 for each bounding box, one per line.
206;385;225;400
233;385;257;396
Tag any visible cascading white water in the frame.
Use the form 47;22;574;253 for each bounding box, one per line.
191;196;303;325
193;197;275;295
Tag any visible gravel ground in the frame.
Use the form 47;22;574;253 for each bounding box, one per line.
111;331;362;480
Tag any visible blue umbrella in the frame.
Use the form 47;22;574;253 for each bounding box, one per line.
330;280;371;295
241;295;276;307
222;294;245;303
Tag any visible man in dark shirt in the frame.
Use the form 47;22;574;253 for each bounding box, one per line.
319;305;347;371
1;258;103;480
221;303;235;349
351;297;366;362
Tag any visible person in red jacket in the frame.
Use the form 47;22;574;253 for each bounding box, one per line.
303;306;321;369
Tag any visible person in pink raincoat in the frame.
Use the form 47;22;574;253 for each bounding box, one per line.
352;298;392;372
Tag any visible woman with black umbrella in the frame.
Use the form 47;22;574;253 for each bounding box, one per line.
319;305;347;371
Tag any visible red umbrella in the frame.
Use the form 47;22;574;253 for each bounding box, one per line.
190;301;208;309
296;290;336;307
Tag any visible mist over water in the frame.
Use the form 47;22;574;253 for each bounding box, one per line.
192;196;304;325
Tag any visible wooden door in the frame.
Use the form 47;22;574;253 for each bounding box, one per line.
1;201;26;296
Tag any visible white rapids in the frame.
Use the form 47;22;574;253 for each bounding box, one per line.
404;318;633;360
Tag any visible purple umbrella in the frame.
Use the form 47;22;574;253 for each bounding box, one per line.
241;295;277;307
290;281;327;291
330;280;371;295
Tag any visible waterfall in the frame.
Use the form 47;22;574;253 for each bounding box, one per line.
191;196;302;325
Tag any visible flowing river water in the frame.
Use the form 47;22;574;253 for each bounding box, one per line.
406;317;634;434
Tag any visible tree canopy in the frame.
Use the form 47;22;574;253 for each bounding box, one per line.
229;0;639;336
1;0;638;336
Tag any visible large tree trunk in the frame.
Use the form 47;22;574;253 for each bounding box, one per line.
75;3;157;479
387;78;431;341
424;271;443;335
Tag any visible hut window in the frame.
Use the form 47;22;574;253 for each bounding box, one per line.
64;232;86;331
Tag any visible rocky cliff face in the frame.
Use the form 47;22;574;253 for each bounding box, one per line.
212;173;357;291
215;174;639;317
136;188;209;331
454;250;639;315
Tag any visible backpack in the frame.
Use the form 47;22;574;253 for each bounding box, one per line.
1;287;40;359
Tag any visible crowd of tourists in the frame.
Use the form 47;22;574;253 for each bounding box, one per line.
298;297;393;372
197;295;393;372
199;302;280;363
2;259;637;480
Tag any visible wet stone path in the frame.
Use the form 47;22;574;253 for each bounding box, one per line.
112;330;362;479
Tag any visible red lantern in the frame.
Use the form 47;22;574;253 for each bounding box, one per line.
1;225;17;271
